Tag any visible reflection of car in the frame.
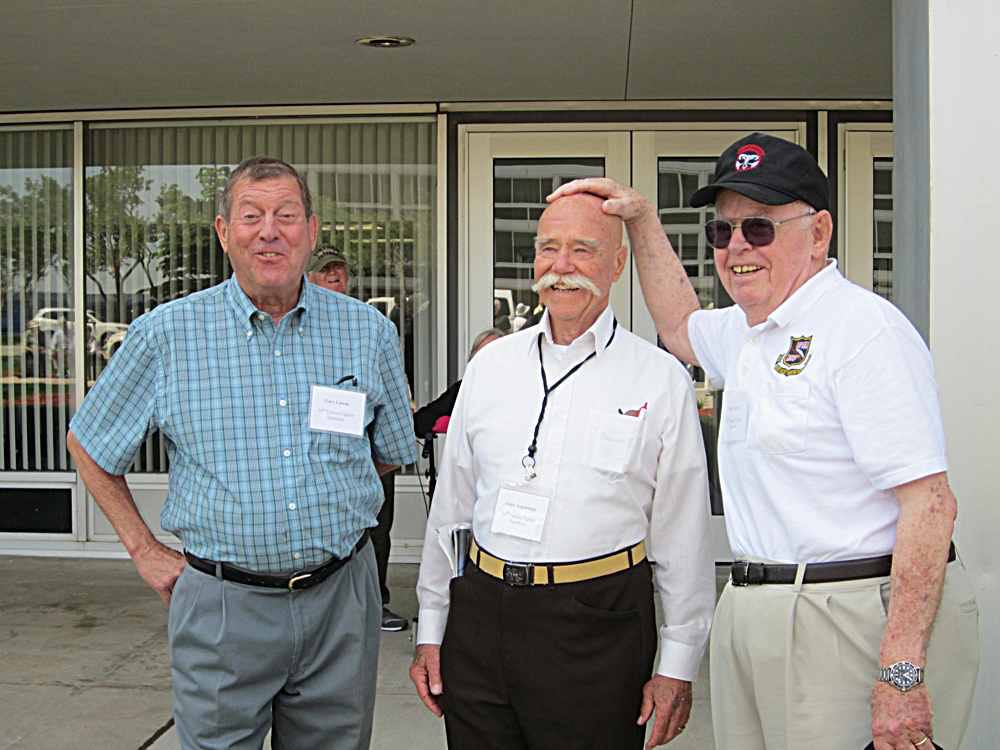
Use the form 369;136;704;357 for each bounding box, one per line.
366;296;396;318
24;308;128;354
101;329;127;360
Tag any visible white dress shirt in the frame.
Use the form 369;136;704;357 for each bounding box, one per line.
416;306;715;681
688;260;948;563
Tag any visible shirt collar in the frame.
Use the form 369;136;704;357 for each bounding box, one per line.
766;259;841;329
225;274;311;335
537;305;616;357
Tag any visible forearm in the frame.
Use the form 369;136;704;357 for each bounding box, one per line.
68;431;156;556
880;472;956;664
626;209;701;364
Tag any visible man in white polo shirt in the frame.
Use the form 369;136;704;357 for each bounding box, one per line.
550;134;979;750
409;192;715;749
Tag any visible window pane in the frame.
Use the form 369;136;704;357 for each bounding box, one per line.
657;156;727;515
873;157;894;302
492;158;604;334
0;128;74;472
86;120;437;473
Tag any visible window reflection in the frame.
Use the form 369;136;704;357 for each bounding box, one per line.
0;128;75;472
873;157;894;302
84;121;437;473
657;157;725;515
493;158;605;332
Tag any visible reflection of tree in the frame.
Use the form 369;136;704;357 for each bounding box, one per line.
152;166;229;301
0;177;72;304
84;166;153;309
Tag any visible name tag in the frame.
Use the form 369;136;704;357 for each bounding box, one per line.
309;385;366;437
721;392;749;443
491;485;551;542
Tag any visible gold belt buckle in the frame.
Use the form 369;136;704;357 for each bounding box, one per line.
288;573;312;590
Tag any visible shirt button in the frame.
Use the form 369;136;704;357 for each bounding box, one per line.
275;350;282;357
283;449;291;457
245;330;252;338
279;399;287;407
293;552;301;560
288;502;296;510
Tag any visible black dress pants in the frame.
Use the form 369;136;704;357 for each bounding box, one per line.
371;471;395;604
439;560;657;750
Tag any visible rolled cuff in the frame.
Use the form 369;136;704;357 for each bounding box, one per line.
415;606;449;645
655;637;706;682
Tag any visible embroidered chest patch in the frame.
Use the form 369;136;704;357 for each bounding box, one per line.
774;335;813;376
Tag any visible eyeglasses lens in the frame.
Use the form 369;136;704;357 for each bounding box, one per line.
704;218;776;249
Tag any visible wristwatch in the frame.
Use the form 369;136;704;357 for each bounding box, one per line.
878;660;924;692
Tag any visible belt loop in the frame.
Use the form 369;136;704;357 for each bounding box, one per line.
214;562;223;581
627;546;634;567
793;562;807;592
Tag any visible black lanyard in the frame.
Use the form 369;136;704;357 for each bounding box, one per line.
522;318;618;479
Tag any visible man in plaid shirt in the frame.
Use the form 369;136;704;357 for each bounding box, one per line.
68;156;416;750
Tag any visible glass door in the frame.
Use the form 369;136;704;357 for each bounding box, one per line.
840;126;894;299
631;125;807;560
461;129;630;362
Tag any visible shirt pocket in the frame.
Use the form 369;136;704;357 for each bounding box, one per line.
750;380;811;455
587;409;642;475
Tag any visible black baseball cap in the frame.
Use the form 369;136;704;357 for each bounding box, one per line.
690;132;830;212
307;248;348;274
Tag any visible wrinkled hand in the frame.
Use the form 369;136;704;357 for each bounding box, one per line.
410;644;444;717
638;675;692;748
871;682;933;749
546;177;656;225
132;540;186;605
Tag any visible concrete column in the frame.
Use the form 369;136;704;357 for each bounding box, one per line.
896;1;1000;747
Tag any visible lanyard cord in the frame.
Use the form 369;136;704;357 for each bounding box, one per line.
524;318;618;474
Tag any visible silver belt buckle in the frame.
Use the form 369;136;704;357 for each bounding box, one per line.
731;560;751;586
288;572;312;590
503;562;534;586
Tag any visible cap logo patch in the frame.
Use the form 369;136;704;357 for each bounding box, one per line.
774;335;813;376
735;144;765;172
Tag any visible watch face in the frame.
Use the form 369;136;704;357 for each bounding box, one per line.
889;661;920;690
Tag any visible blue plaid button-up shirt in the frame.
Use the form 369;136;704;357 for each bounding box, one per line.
70;275;417;572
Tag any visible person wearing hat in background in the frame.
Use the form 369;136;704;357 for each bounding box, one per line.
550;133;980;750
308;246;410;632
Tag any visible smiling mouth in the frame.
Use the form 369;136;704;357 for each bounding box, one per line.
731;265;762;276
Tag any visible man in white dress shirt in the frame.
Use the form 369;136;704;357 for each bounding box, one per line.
409;193;715;749
549;134;980;750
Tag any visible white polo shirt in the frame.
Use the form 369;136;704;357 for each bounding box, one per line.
688;260;947;563
416;306;715;681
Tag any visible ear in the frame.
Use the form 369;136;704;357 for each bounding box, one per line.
214;214;230;254
611;243;627;281
811;210;833;260
307;213;319;250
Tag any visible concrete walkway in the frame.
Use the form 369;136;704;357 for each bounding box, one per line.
0;556;723;750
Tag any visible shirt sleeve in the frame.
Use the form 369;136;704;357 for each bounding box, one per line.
648;370;716;680
68;317;161;476
415;368;479;645
833;323;948;490
370;318;418;466
688;308;730;389
413;380;461;437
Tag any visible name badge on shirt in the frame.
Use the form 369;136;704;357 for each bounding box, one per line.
491;483;551;542
721;391;749;443
309;385;366;437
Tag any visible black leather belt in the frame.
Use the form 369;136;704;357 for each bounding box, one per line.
184;530;369;591
731;542;956;586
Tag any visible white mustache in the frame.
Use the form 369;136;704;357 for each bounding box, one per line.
531;273;601;297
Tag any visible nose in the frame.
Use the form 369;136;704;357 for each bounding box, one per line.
257;212;280;242
551;246;575;274
726;221;752;254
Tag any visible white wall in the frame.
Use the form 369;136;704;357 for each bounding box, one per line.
928;1;1000;746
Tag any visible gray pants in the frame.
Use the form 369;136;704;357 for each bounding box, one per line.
168;541;381;750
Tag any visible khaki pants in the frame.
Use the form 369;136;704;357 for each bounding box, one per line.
710;558;980;750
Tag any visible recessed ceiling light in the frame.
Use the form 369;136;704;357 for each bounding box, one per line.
355;36;415;49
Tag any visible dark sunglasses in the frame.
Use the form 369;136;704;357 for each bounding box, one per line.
704;210;816;249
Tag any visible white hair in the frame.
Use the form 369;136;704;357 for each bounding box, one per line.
531;272;602;297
